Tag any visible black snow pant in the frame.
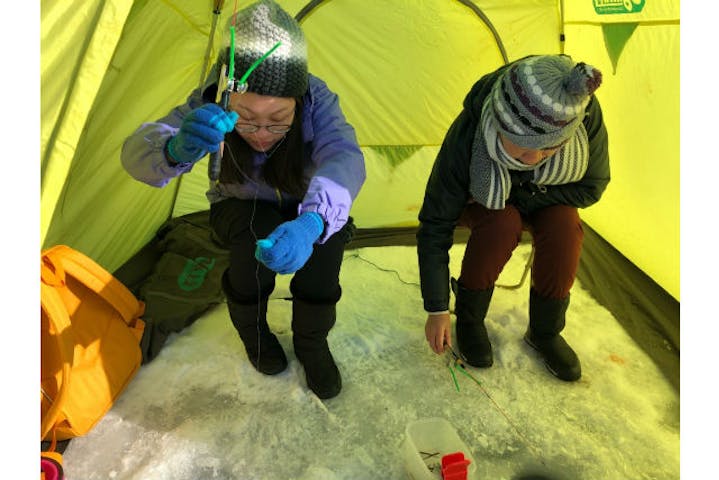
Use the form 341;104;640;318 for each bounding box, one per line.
209;198;350;305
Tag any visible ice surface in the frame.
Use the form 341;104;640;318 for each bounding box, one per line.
62;244;679;480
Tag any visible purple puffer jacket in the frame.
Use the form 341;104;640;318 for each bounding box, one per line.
121;74;366;243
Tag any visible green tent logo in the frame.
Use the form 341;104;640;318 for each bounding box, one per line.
594;0;645;14
178;257;216;291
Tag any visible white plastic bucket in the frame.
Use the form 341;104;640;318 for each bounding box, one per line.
401;417;477;480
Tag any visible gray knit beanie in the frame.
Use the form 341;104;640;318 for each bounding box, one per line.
489;55;602;149
223;0;308;98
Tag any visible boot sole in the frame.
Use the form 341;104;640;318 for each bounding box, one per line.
250;358;288;376
523;335;581;382
306;366;342;399
462;356;493;368
457;343;493;368
247;346;289;375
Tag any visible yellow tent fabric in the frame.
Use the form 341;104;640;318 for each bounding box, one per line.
41;0;135;249
563;0;679;299
40;0;680;300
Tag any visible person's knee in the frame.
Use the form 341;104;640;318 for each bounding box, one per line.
224;267;276;303
498;207;525;240
468;205;523;240
291;282;342;305
532;206;582;243
212;199;283;245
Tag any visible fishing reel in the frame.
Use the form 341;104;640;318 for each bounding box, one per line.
216;63;248;110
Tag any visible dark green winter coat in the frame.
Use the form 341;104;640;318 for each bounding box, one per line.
416;62;610;312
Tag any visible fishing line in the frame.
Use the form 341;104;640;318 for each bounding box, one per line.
224;133;284;371
214;6;285;370
346;250;547;465
445;346;547;466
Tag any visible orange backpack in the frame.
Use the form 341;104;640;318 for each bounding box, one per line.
41;245;145;478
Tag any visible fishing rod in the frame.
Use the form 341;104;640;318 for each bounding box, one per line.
208;21;282;182
444;343;546;465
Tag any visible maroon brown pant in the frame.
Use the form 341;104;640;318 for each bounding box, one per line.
457;203;584;299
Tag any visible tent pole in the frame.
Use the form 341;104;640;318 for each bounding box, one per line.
295;0;508;64
455;0;509;64
170;1;226;220
200;1;226;90
559;0;566;54
295;0;326;22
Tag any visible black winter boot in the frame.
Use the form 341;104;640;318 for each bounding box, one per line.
292;299;342;399
453;278;494;368
223;273;287;375
524;288;581;381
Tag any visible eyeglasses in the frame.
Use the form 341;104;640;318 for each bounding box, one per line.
234;123;292;134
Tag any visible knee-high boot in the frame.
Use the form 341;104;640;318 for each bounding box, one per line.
292;299;342;399
223;272;287;375
524;288;581;381
453;278;494;368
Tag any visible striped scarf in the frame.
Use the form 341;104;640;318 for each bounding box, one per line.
469;100;589;210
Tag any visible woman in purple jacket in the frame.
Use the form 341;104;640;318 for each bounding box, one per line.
121;0;365;399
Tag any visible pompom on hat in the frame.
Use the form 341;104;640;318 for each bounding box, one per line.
220;0;308;98
489;55;602;149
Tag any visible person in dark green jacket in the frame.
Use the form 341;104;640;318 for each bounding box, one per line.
417;54;609;382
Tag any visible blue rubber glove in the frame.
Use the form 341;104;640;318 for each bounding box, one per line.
255;212;325;274
166;104;239;164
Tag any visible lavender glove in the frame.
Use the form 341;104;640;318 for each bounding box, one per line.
255;212;325;274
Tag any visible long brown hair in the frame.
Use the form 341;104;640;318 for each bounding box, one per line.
219;97;307;198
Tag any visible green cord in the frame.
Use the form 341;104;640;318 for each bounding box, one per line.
456;365;482;386
238;41;282;84
448;364;460;392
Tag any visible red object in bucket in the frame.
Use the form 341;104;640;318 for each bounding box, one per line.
441;451;471;480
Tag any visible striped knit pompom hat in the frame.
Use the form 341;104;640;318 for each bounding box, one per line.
224;0;308;98
489;55;602;149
